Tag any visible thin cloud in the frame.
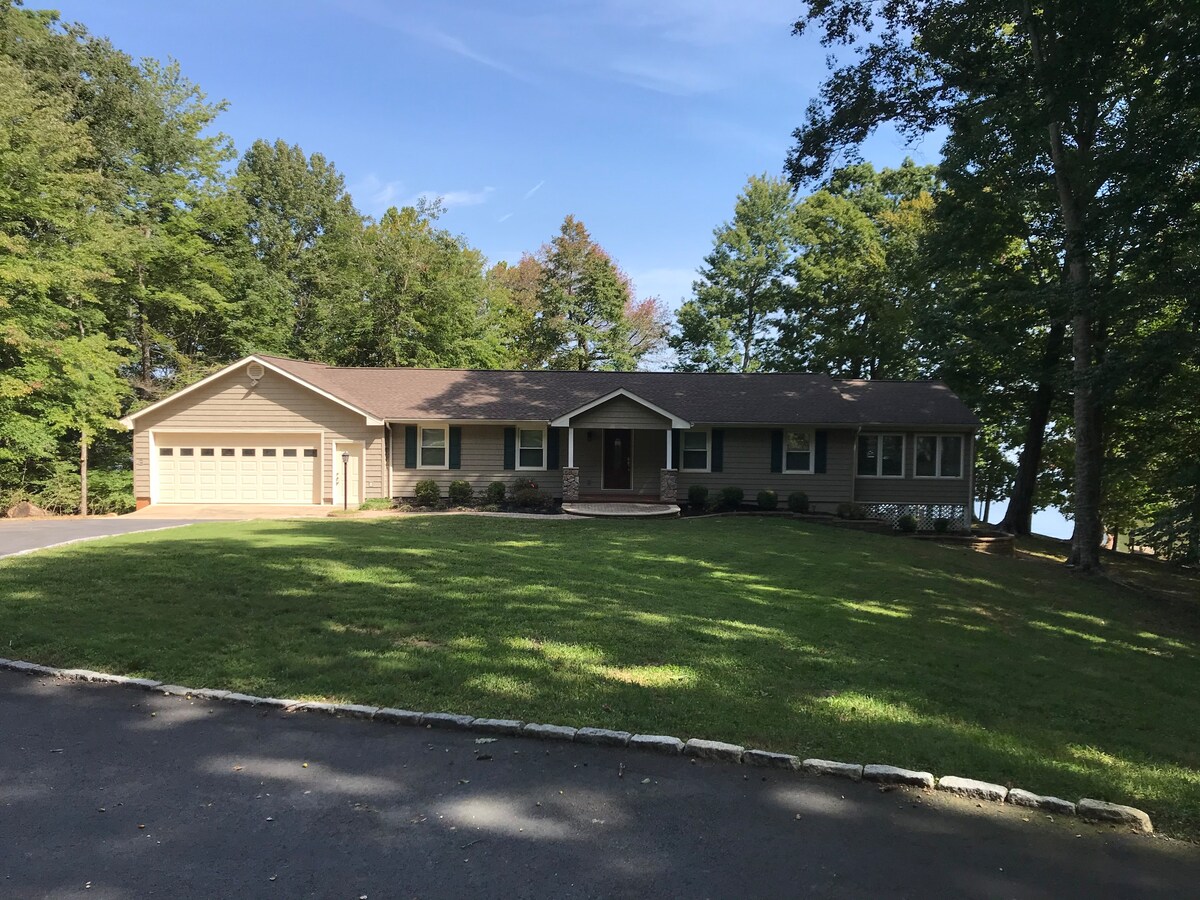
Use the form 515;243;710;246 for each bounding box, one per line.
610;58;720;95
498;212;515;223
412;186;496;209
522;179;546;200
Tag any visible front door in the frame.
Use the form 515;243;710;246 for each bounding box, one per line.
602;429;632;490
333;442;362;508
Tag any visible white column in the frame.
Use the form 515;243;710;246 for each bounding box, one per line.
665;428;673;469
567;426;575;468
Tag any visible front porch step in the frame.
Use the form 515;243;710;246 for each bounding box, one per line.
561;502;681;519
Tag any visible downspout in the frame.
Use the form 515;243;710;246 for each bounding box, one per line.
386;423;394;501
850;426;861;507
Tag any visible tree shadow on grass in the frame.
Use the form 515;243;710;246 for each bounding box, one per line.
2;515;1199;836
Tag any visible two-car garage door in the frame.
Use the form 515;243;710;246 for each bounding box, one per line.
155;433;319;504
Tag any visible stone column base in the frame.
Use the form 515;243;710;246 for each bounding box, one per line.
562;467;580;502
659;468;678;503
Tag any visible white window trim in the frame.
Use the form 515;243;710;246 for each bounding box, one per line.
417;424;449;470
782;428;816;475
913;434;965;480
858;433;906;479
516;426;548;471
680;429;711;473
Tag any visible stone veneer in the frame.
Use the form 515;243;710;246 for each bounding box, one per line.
561;467;580;502
659;468;677;503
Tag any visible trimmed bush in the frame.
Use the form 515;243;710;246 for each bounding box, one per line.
717;486;744;512
757;490;778;511
484;481;507;505
414;479;440;507
448;480;473;506
688;483;709;509
933;517;952;534
897;513;919;533
510;478;549;511
787;491;810;514
836;502;867;520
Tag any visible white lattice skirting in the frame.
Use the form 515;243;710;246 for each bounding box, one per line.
864;503;969;529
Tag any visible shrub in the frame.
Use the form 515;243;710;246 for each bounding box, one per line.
836;502;867;520
414;479;440;507
717;486;744;512
359;497;394;511
757;490;778;511
484;481;507;504
897;513;919;533
687;483;709;509
510;478;549;511
933;517;952;534
787;491;810;514
448;480;473;506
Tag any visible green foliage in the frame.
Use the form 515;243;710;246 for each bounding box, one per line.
687;484;709;509
510;478;550;511
717;486;744;512
837;502;867;521
896;514;919;534
933;518;952;535
448;480;473;506
672;174;798;372
788;491;810;514
358;498;394;511
756;490;778;511
484;481;508;505
413;479;440;508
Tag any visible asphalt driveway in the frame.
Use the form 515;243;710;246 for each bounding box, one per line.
1;671;1196;899
0;518;197;559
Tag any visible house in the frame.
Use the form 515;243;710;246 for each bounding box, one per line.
120;354;981;525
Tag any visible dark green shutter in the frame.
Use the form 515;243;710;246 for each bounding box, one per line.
547;428;560;470
711;428;724;472
404;425;417;469
770;430;784;473
448;427;462;469
503;427;516;470
671;429;681;470
814;430;828;474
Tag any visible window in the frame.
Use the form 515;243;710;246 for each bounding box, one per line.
179;448;194;457
242;448;256;457
221;448;235;457
784;430;814;473
303;448;317;458
283;449;298;458
517;428;545;469
681;430;709;471
420;427;446;468
159;448;173;457
915;435;963;478
263;448;277;457
200;448;214;457
858;434;904;477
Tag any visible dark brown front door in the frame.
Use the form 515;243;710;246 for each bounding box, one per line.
602;429;632;490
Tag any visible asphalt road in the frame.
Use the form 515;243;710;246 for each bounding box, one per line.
1;671;1196;899
0;519;197;559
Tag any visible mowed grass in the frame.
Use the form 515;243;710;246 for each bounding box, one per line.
2;516;1199;838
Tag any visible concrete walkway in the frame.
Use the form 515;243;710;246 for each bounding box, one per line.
125;504;333;520
562;502;681;518
2;670;1196;898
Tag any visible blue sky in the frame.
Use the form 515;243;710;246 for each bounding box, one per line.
47;0;938;308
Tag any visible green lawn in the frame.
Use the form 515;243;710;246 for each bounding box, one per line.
3;516;1199;838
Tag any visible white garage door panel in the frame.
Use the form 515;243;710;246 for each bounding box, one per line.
155;434;319;504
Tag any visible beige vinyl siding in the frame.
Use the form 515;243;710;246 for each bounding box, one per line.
390;424;560;497
570;396;671;430
675;427;856;509
853;432;973;506
132;367;384;503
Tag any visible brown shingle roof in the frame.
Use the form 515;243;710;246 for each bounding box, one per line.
258;355;980;427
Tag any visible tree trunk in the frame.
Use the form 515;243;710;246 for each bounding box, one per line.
1067;311;1104;571
983;495;991;524
1000;321;1066;535
79;430;89;517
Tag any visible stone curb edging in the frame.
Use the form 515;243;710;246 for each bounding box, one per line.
0;658;1153;835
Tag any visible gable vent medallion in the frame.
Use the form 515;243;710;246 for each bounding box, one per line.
247;362;265;384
